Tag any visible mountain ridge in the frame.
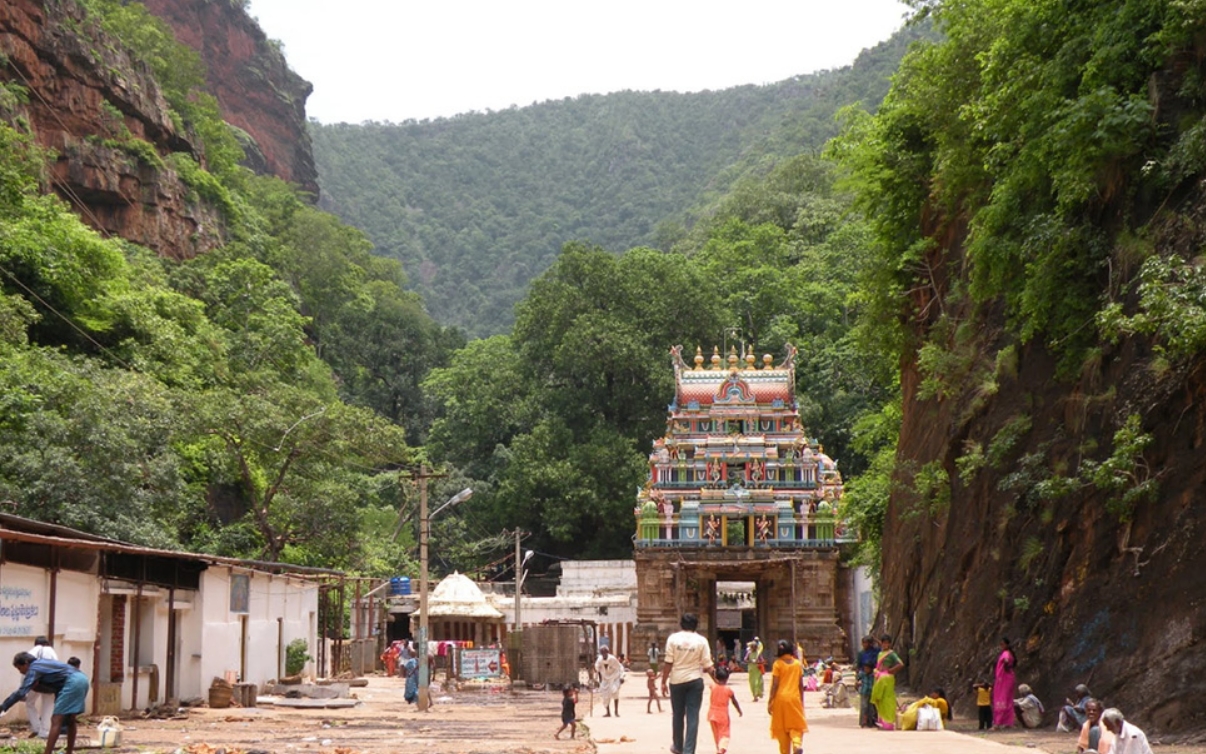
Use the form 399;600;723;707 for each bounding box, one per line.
311;24;927;337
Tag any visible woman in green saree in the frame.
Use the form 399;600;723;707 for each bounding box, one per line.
870;634;904;729
746;638;765;701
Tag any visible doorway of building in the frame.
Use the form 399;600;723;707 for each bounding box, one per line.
714;580;756;665
386;612;413;642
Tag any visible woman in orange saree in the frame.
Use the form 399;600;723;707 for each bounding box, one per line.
766;640;807;754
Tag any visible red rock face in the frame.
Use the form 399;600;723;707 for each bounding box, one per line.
877;162;1206;734
0;0;223;259
139;0;319;196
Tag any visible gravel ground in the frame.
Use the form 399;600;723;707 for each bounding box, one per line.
6;676;592;754
6;675;1202;754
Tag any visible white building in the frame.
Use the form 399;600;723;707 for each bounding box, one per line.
0;514;327;719
491;560;638;659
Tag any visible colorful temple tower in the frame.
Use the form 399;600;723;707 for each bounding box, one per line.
632;344;854;660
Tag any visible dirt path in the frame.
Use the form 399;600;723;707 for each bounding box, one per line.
49;675;1206;754
112;676;589;754
586;678;1206;754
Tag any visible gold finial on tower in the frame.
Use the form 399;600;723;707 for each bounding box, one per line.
763;354;773;369
727;345;739;369
711;347;722;369
745;352;756;370
694;346;704;370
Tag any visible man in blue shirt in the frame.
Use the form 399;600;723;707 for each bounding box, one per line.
0;652;90;754
856;636;880;728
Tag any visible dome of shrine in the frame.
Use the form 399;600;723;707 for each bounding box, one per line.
428;572;504;618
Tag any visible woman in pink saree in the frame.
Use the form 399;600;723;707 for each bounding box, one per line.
993;638;1017;728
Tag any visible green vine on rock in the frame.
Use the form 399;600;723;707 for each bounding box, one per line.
1079;413;1157;522
1099;255;1206;360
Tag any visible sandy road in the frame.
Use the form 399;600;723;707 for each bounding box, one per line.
587;679;1018;754
114;675;587;754
88;674;1205;754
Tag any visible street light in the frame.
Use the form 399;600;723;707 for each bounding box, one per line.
514;544;534;631
418;484;472;711
511;535;534;681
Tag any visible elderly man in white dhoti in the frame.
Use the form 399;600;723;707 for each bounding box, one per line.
595;646;626;717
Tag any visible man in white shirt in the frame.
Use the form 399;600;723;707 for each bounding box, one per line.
26;636;58;739
1102;708;1154;754
660;613;713;754
595;646;625;717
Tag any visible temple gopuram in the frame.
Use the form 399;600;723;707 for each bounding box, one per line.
632;344;857;661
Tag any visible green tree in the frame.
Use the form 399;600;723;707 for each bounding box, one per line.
423;335;533;481
494;419;645;556
187;387;411;563
0;347;189;545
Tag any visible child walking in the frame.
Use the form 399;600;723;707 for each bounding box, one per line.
858;662;877;727
646;668;662;713
555;686;577;739
974;680;993;730
707;666;742;754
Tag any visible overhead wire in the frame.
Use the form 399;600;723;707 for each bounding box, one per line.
2;57;129;235
0;260;136;371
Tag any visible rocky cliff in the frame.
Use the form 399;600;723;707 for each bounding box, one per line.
0;0;222;258
1;0;317;255
139;0;318;196
885;334;1206;735
877;92;1206;742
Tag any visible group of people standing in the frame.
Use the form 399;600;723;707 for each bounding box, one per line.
0;636;90;754
855;634;905;729
652;613;806;754
584;623;1156;754
567;615;812;754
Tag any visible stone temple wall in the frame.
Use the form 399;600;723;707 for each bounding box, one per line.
633;548;851;664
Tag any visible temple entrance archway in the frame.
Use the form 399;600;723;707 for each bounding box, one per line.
634;548;849;665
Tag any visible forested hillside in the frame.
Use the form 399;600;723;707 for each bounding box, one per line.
311;26;925;336
0;0;460;573
423;154;894;562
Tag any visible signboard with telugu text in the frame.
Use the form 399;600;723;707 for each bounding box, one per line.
459;648;502;679
0;585;40;637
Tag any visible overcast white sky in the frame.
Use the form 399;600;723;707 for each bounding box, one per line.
246;1;911;124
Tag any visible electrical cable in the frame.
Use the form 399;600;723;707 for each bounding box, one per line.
2;59;129;234
0;260;135;370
